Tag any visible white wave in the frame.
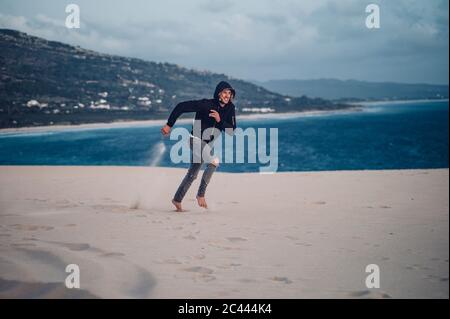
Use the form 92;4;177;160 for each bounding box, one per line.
148;142;166;167
360;106;386;113
0;131;56;138
239;107;364;121
349;98;449;107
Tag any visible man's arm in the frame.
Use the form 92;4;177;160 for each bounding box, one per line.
166;100;202;127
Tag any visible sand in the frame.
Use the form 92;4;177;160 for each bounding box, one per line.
0;166;448;298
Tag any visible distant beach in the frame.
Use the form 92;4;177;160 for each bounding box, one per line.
1;99;448;136
0;107;365;135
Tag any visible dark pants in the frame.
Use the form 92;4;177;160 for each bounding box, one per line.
173;136;217;202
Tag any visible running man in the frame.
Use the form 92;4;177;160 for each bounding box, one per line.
161;81;237;211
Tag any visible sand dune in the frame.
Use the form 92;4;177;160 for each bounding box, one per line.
0;166;448;298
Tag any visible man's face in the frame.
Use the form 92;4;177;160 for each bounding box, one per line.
218;89;232;105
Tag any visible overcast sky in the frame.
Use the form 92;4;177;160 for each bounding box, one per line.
0;0;448;84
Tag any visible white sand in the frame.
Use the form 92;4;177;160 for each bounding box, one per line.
0;166;448;298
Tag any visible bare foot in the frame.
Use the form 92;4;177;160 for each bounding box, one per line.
172;199;183;212
196;196;208;209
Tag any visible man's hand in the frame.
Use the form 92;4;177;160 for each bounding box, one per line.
161;124;171;136
209;110;221;123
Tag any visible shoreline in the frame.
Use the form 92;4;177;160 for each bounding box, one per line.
0;98;447;135
0;107;363;135
0;164;448;175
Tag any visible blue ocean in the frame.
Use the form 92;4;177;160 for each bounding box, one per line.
0;100;448;173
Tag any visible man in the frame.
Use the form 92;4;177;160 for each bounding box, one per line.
161;81;237;212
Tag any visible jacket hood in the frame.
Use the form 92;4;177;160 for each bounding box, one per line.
213;81;236;101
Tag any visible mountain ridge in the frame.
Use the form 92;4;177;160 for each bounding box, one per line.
0;28;353;128
252;78;449;101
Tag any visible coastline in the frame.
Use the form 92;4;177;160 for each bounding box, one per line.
0;107;365;135
0;98;447;135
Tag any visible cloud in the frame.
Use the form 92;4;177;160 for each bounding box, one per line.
0;0;448;84
0;13;131;54
198;0;235;13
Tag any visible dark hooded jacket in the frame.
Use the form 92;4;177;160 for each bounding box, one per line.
166;81;237;142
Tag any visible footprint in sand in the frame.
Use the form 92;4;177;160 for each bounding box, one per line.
285;235;299;241
227;237;248;243
184;267;216;282
313;201;326;205
100;252;125;257
295;242;312;247
380;205;392;209
349;290;392;299
54;199;78;208
184;266;214;275
31;239;91;252
55;242;91;251
200;274;216;282
183;235;196;240
405;265;420;270
430;257;440;261
208;241;241;250
155;258;182;265
92;204;133;214
270;276;293;284
194;254;205;260
216;265;231;270
33;199;48;203
239;278;258;284
10;224;54;231
130;202;140;210
11;243;37;247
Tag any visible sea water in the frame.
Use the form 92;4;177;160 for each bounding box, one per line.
0;100;448;173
